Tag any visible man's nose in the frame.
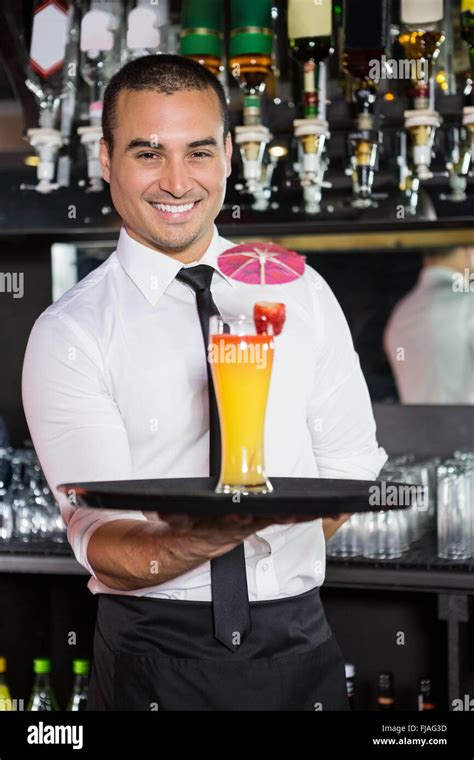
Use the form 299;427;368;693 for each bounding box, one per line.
157;158;194;198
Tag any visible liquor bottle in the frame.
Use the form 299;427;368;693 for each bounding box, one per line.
180;0;224;78
67;659;90;711
25;0;71;129
345;663;355;710
343;0;389;80
23;0;72;193
265;2;283;102
126;0;170;60
0;657;13;711
461;0;474;71
377;671;396;710
399;0;445;107
80;0;124;126
461;0;474;146
399;0;445;63
288;0;333;117
417;677;437;711
229;0;274;125
57;1;81;188
27;659;59;711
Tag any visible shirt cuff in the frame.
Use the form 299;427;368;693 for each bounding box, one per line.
67;507;147;578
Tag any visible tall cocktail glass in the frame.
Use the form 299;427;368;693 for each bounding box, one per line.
209;315;274;494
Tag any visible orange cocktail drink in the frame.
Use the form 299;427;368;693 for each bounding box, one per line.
209;316;274;494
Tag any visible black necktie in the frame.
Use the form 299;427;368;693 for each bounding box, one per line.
175;264;251;652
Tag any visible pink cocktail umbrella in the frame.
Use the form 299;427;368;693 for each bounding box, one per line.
217;242;305;287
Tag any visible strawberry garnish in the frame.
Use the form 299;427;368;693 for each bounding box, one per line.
254;302;286;336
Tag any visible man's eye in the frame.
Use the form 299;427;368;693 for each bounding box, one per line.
137;152;160;160
190;151;212;159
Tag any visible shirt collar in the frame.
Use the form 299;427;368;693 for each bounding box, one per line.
115;224;234;306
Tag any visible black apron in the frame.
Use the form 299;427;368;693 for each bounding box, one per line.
87;587;349;711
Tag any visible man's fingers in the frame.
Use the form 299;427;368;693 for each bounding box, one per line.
164;513;194;531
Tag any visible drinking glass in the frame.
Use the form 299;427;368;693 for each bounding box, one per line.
437;460;472;560
362;510;402;560
453;451;474;559
379;466;411;552
326;513;361;558
0;448;13;541
9;450;33;541
209;315;274;494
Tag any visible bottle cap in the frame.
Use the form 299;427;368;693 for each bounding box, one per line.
0;657;6;673
33;658;51;674
73;659;90;676
345;663;355;678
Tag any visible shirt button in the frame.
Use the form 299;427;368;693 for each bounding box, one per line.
261;562;269;572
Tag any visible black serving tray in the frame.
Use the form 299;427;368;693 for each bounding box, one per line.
58;477;414;518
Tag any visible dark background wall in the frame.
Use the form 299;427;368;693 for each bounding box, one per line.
0;238;52;446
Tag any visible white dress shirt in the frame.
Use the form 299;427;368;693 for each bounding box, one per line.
384;266;474;404
22;224;387;601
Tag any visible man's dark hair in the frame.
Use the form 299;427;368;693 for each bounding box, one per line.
102;54;230;153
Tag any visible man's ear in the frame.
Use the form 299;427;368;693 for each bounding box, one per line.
99;138;111;184
225;133;233;178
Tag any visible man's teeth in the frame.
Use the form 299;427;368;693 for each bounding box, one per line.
151;202;195;214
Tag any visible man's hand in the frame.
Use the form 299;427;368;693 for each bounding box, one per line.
322;513;352;541
159;512;312;561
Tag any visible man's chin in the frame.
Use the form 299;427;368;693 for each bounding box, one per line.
146;225;203;253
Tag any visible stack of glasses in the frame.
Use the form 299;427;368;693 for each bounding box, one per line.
327;455;439;560
0;448;66;545
437;451;474;561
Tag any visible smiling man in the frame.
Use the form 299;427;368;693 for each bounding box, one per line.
22;55;387;711
101;74;232;261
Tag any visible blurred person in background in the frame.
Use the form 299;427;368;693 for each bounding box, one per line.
384;246;474;404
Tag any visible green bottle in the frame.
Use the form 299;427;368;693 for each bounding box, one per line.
0;657;13;711
229;0;274;124
27;659;58;711
180;0;224;77
67;659;90;711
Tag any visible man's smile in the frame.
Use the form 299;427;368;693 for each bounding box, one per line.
147;199;202;222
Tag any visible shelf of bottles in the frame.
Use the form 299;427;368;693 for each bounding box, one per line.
346;668;438;712
0;656;90;712
8;0;471;217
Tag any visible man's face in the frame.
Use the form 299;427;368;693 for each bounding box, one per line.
100;88;232;259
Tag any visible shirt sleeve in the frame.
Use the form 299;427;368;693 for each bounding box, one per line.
22;311;148;577
306;271;388;481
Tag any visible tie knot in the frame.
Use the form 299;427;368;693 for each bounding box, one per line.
176;264;215;293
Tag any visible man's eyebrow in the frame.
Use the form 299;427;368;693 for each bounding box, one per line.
125;137;218;152
125;139;158;152
187;138;218;149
